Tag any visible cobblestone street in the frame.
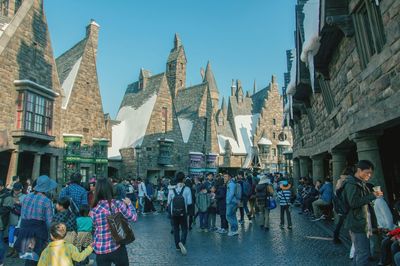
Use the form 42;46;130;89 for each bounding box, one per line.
7;207;352;266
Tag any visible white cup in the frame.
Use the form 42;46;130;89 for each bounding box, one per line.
372;186;381;192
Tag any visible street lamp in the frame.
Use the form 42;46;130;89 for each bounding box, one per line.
135;145;142;178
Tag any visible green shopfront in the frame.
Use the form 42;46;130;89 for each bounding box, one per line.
63;134;108;183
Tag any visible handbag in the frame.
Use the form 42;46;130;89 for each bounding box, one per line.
107;200;135;245
266;196;277;210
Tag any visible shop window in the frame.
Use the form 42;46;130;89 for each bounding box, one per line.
353;0;386;68
18;91;53;135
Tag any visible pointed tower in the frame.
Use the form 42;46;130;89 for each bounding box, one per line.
86;19;99;58
166;33;187;98
221;96;227;114
203;61;219;113
253;79;257;95
230;79;236;96
236;80;244;102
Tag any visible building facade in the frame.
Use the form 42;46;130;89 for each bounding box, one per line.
0;0;110;185
286;0;400;202
109;35;292;180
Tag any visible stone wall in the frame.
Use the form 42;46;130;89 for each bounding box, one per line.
293;0;400;157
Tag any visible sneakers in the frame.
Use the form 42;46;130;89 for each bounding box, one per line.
280;225;284;229
178;242;187;255
217;228;228;234
227;230;239;236
238;220;244;225
311;215;326;222
288;225;292;230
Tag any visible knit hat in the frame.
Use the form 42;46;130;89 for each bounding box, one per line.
280;180;292;190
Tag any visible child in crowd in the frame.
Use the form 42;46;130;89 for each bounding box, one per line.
75;205;93;266
208;186;217;231
38;222;93;266
157;186;166;212
196;184;211;232
277;180;292;230
53;197;77;244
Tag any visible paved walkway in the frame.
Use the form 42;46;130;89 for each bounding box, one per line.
6;208;352;266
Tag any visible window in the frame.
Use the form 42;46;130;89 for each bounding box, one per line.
217;115;224;126
272;148;276;156
162;107;168;133
273;132;276;139
204;117;208;141
179;80;183;87
272;118;276;125
20;92;53;135
318;77;336;114
353;0;386;67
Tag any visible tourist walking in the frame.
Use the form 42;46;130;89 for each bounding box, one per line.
255;175;274;231
90;178;137;266
225;173;239;236
59;173;88;210
184;178;196;230
277;180;292;229
15;175;57;266
52;197;78;244
167;172;192;255
343;160;383;266
196;185;211;232
215;177;228;234
137;177;147;214
0;180;12;265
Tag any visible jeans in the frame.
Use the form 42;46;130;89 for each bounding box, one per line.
208;213;216;229
333;214;345;240
350;231;371;266
199;212;208;229
139;196;145;213
96;245;129;266
172;215;188;248
0;230;5;263
280;205;292;226
226;204;238;232
259;206;270;228
312;199;330;218
395;252;400;266
392;241;400;265
220;214;228;229
239;198;250;221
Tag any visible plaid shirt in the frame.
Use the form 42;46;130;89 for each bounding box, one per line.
90;199;137;254
59;184;88;209
21;193;53;227
53;209;77;232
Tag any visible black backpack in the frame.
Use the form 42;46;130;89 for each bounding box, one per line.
172;186;186;217
0;190;11;227
332;182;349;216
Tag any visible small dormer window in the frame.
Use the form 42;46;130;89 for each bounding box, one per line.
273;118;276;125
218;115;224;126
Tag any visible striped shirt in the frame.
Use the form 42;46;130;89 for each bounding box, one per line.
277;190;292;206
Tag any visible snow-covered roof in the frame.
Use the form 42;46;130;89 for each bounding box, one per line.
277;140;291;146
108;94;157;159
218;114;260;167
177;117;193;143
286;50;297;96
301;0;320;93
61;57;82;109
258;137;272;146
63;133;83;138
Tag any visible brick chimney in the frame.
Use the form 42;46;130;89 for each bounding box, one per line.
86;19;99;58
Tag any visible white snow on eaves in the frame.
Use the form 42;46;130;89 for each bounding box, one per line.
178;117;193;143
61;57;82;109
301;0;320;93
218;114;260;167
108;94;157;159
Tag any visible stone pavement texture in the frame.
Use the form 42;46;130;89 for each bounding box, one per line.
6;208;352;266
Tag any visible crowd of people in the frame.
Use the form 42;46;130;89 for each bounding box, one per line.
0;159;399;265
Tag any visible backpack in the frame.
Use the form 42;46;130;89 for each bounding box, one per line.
66;186;80;216
332;182;349;216
234;182;242;201
243;180;252;197
172;186;186;217
0;191;11;227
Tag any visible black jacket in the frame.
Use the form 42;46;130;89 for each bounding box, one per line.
216;186;227;215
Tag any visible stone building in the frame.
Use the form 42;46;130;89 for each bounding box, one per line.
56;20;110;182
286;0;400;202
109;34;292;180
0;0;110;185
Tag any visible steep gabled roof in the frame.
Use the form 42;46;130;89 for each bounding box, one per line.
119;73;165;110
203;61;218;93
174;83;207;120
56;39;87;85
251;86;270;114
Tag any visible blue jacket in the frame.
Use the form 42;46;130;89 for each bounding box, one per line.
319;182;333;203
226;179;238;205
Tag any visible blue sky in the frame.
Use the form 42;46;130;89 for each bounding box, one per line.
45;1;296;118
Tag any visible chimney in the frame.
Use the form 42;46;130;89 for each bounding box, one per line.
86;19;100;57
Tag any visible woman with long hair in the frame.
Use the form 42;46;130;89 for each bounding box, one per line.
90;178;137;266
